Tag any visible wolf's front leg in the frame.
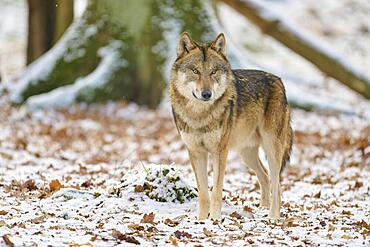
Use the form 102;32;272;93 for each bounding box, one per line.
210;149;228;219
188;150;209;220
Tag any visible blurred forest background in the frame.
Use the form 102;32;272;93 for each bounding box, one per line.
1;0;369;110
0;0;369;246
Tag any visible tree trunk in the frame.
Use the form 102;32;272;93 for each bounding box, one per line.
13;0;230;109
54;0;74;44
27;0;56;64
27;0;74;64
220;0;370;99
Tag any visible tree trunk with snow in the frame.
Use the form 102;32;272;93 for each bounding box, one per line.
220;0;370;99
13;0;227;109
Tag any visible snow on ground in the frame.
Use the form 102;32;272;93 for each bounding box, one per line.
0;98;369;246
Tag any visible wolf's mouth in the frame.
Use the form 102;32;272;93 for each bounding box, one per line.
192;91;198;99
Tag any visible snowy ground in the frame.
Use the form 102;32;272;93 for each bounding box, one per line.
0;0;369;246
0;99;369;246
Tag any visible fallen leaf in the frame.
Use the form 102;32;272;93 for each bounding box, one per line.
21;179;37;191
81;180;93;188
174;230;192;239
134;185;144;193
354;181;363;189
0;152;12;159
230;211;242;219
49;179;64;192
282;218;299;228
164;218;178;227
243;206;253;213
128;223;144;231
15;222;26;228
341;235;351;239
143;182;153;192
312;176;323;185
0;210;8;216
2;234;14;247
342;210;353;216
30;215;46;224
230;220;244;230
203;227;213;237
112;230;140;245
328;224;335;231
354;220;370;230
141;212;155;224
314;190;321;199
147;226;158;233
169;235;177;245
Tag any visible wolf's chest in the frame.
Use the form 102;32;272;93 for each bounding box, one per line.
179;128;223;153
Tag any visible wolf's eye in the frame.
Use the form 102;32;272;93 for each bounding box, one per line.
192;69;199;74
211;69;218;75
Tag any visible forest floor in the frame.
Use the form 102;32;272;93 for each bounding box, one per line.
0;97;369;246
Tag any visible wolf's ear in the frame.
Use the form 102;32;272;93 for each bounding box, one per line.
177;32;196;57
211;33;226;56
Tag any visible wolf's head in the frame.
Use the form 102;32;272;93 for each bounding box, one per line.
171;32;233;103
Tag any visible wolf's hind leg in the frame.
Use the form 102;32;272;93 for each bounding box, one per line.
188;150;210;220
261;136;283;219
239;146;270;207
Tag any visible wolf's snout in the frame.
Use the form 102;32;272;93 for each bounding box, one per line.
201;90;212;100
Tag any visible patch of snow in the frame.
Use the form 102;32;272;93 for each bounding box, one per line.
25;40;126;110
8;19;98;103
116;163;197;203
74;0;88;18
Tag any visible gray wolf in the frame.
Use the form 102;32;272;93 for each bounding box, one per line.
169;32;293;220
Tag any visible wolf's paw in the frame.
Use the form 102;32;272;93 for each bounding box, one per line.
209;209;221;220
198;199;210;220
198;211;209;220
268;210;280;220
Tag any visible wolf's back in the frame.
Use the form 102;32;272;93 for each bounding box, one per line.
232;69;285;111
232;69;292;174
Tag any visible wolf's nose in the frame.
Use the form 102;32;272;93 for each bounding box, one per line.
201;90;212;100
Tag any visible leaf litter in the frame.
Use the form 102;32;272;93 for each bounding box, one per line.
0;99;368;246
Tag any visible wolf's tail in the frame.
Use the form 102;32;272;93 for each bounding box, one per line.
280;126;293;175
